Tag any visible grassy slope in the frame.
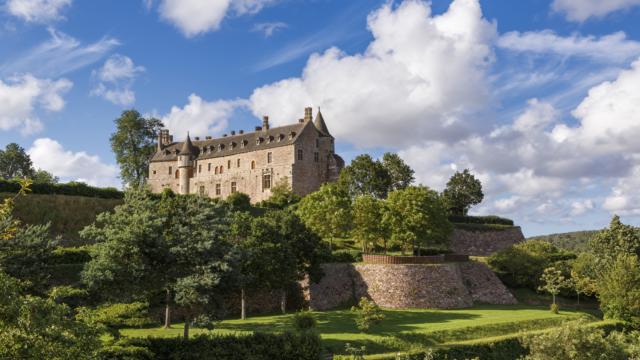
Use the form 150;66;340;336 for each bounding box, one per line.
121;305;595;355
527;230;598;252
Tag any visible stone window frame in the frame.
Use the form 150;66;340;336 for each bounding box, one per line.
314;152;319;162
208;163;211;172
251;160;256;170
297;149;303;161
168;166;172;175
215;183;221;195
227;160;231;169
267;152;272;164
198;164;202;173
237;159;241;167
262;174;271;191
231;181;237;193
198;185;205;196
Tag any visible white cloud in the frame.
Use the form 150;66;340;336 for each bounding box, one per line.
552;0;640;22
0;28;119;78
498;30;640;64
4;0;71;23
158;0;276;37
249;0;497;148
27;138;119;187
91;54;145;106
252;21;287;37
571;199;595;216
0;74;72;134
161;94;247;139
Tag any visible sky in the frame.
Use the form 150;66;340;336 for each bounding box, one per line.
1;0;640;237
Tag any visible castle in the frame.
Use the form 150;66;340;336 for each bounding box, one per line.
148;107;344;202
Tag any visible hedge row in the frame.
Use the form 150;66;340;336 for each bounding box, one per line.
448;215;514;226
101;331;322;360
0;179;123;199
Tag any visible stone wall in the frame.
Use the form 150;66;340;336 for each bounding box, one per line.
304;261;516;311
449;227;525;256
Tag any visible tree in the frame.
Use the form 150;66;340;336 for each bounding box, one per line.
339;154;392;199
351;195;388;253
538;266;569;311
441;169;484;216
226;211;258;320
225;192;253;213
296;182;352;250
110;110;163;187
381;152;414;191
384;186;452;255
76;302;152;340
0;143;35;180
597;254;640;324
570;252;599;305
351;297;384;332
31;169;59;184
259;180;301;209
589;215;640;273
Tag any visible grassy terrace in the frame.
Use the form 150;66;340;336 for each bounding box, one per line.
121;305;597;356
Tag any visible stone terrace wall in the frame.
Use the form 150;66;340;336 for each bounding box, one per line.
304;261;515;311
450;227;525;256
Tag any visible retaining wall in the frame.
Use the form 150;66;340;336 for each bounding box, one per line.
449;227;525;256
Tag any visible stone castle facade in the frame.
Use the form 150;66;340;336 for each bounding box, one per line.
148;107;344;203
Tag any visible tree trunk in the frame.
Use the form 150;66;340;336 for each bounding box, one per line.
241;288;247;320
383;238;387;254
163;289;171;328
183;316;190;340
280;289;287;314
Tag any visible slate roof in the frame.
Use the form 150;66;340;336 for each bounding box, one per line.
151;120;318;162
313;110;331;137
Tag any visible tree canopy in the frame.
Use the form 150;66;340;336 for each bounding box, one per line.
339;154;392;199
0;143;34;180
442;169;484;216
381;152;414;191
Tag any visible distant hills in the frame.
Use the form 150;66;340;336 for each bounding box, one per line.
527;230;599;252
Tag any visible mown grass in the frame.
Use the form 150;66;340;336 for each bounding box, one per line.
121;305;596;355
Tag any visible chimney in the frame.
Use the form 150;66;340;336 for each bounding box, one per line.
169;135;173;142
239;130;244;134
255;126;262;131
223;134;227;137
298;118;304;123
231;130;236;135
194;136;200;141
262;116;270;131
205;136;212;140
304;107;313;122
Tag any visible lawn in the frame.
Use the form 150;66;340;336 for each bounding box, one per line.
121;304;596;356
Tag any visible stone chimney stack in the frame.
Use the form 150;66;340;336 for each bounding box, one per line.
157;130;163;152
262;116;270;131
304;107;313;122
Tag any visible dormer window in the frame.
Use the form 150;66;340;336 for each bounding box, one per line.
218;144;224;151
256;137;263;145
241;140;248;148
278;134;284;142
289;132;296;140
230;142;236;149
267;136;274;143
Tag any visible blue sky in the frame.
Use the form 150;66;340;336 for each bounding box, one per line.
1;0;640;237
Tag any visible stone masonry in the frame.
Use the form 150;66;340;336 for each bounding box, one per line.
449;227;525;256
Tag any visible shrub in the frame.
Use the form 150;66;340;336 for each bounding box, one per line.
330;249;363;263
448;215;514;226
597;254;640;325
0;179;123;199
50;246;92;264
550;303;559;314
351;297;385;332
77;302;156;340
291;312;317;332
48;285;89;307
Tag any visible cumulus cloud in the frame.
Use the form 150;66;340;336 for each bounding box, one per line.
161;94;247;139
0;74;72;134
249;0;497;148
28;138;119;187
552;0;640;22
252;22;287;37
158;0;276;37
91;54;145;106
4;0;71;23
498;30;640;64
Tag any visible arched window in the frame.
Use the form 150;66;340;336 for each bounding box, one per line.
251;160;255;170
220;166;224;174
174;169;179;179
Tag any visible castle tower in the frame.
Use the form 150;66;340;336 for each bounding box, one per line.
313;108;331;137
178;133;195;195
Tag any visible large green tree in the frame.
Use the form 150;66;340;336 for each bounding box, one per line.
351;195;388;253
597;253;640;324
0;143;35;180
296;182;352;250
339;154;392;199
110;110;163;187
442;169;484;216
382;152;414;191
384;186;452;254
589;215;640;272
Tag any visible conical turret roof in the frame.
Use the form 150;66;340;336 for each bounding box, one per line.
179;133;196;155
313;109;331;136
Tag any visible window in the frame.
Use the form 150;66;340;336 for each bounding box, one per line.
198;164;202;173
231;181;237;193
263;174;271;190
227;160;231;169
199;186;205;196
215;166;218;175
297;149;303;161
174;169;179;179
215;183;221;195
168;166;172;175
267;152;272;163
316;139;319;148
220;166;224;174
251;160;255;170
237;159;241;167
314;152;319;162
208;163;211;172
152;170;156;175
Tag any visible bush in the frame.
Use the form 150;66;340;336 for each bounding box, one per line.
292;312;317;332
550;303;559;314
330;250;362;263
0;179;123;199
48;285;89;307
114;331;322;360
448;215;514;226
351;297;385;332
50;246;92;265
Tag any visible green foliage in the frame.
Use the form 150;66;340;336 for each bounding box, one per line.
344;342;366;360
291;311;317;332
50;246;92;264
31;168;59;184
48;285;90;307
351;297;385;332
550;303;559;314
521;319;632;360
442;169;484;216
528;230;598;252
384;186;452;254
597;254;640;324
0;178;123;198
225;192;253;212
381;152;415;191
296;182;352;249
488;240;574;290
589;215;640;272
449;215;514;226
329;249;363;263
114;331;322;360
352;195;388;253
538;266;570;306
77;302;155;339
258;180;301;209
339;154;392;199
0;142;34;179
0;270;101;360
110;109;163;187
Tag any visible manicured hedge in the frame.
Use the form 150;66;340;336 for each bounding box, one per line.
0;179;123;199
449;215;514;226
101;331;323;360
